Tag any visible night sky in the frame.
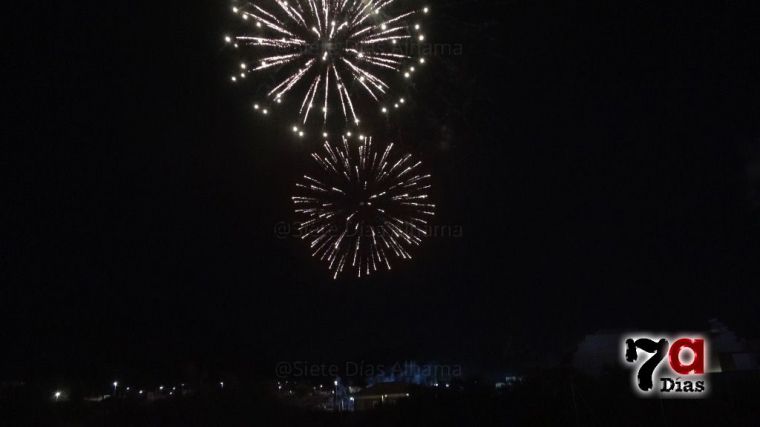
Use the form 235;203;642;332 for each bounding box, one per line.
5;1;760;383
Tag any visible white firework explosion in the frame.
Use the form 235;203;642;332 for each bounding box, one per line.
225;1;430;135
293;136;435;279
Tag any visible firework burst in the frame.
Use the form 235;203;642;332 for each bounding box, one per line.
293;137;435;279
225;1;430;134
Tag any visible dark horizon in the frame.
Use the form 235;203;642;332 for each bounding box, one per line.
5;0;760;386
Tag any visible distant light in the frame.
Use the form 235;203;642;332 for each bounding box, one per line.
54;391;62;399
423;7;429;13
220;381;225;388
323;132;328;138
224;36;232;43
334;380;339;386
420;58;426;64
418;35;425;41
139;390;144;395
113;381;118;388
232;7;238;13
159;386;164;391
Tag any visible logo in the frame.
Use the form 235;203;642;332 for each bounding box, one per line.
623;335;708;397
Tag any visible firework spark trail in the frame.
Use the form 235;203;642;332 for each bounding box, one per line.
293;136;435;279
226;1;429;131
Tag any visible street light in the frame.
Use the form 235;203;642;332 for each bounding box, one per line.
333;379;339;412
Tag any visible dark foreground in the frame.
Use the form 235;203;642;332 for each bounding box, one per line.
3;370;759;427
